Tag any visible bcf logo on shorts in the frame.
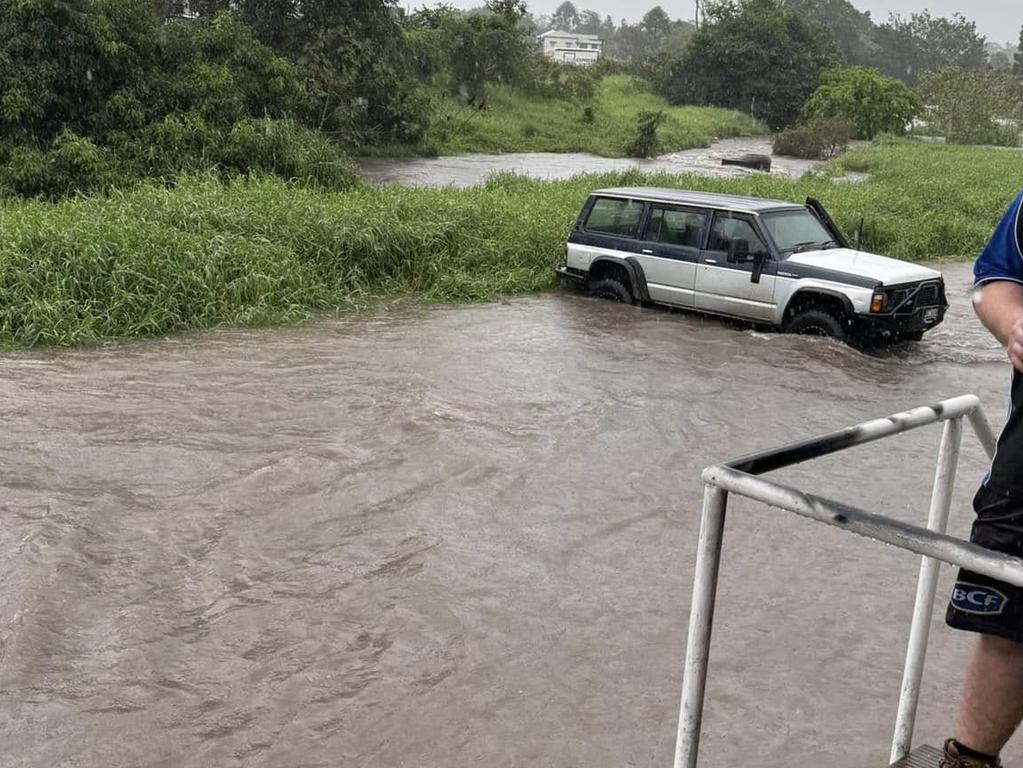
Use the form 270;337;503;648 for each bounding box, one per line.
952;582;1009;615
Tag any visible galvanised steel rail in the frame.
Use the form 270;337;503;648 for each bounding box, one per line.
672;395;1023;768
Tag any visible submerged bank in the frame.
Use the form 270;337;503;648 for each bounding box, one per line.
0;140;1019;347
359;137;840;187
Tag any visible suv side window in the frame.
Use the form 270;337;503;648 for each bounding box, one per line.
584;197;645;238
707;212;768;255
644;205;707;249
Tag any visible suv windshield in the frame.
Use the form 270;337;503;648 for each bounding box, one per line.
761;209;837;255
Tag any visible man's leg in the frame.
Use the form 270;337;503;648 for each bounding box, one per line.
955;634;1023;755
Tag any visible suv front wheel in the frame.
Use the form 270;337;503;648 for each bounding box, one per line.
785;308;847;341
589;277;634;304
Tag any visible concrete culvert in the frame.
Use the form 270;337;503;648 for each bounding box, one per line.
721;153;773;172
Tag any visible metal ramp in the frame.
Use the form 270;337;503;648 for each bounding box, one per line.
672;395;1023;768
891;745;942;768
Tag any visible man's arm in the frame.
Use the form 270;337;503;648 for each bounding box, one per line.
975;281;1023;371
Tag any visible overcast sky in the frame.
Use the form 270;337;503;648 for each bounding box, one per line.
420;0;1021;47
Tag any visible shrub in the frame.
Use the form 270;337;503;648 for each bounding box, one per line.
0;131;120;199
773;118;854;159
626;110;664;158
802;67;921;140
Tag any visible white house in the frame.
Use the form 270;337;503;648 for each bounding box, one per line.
537;30;603;65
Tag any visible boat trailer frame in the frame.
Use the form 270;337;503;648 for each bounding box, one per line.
673;394;1023;768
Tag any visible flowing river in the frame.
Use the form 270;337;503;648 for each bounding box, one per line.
357;137;865;187
1;262;1019;767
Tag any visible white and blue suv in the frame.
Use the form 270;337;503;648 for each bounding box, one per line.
556;187;947;343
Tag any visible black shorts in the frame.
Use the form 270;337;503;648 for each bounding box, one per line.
946;482;1023;643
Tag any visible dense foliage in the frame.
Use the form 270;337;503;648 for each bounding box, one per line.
802;68;921;140
658;0;842;130
781;0;988;84
918;69;1022;147
0;0;382;196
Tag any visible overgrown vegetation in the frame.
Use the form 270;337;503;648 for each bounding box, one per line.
0;3;364;197
396;76;764;157
772;119;853;160
2;139;1022;347
918;69;1022;147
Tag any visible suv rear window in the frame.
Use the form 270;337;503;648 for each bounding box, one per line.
645;206;706;249
584;197;645;237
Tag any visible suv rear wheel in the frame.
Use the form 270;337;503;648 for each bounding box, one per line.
786;308;846;341
589;277;634;304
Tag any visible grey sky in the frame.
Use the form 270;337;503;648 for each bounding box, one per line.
418;0;1021;47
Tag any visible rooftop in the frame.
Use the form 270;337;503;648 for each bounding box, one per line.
537;30;602;41
593;187;803;213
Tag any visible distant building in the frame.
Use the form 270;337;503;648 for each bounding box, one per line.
537;30;603;65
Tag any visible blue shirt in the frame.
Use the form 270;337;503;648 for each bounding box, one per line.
976;189;1023;493
975;190;1023;286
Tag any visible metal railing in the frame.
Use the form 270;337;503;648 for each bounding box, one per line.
673;394;1023;768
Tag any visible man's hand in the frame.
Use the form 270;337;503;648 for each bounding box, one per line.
974;281;1023;371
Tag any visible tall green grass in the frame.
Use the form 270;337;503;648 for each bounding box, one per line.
389;76;766;157
1;139;1021;347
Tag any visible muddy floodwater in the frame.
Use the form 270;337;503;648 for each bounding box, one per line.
359;137;865;187
2;262;1021;767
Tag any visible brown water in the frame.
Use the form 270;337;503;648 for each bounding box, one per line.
359;137;866;188
2;262;1019;768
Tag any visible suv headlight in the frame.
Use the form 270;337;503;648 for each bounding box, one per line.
870;288;912;314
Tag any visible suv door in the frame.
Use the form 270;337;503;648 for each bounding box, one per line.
567;196;647;273
695;211;777;322
636;204;708;308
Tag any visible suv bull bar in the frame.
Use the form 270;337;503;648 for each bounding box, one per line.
673;395;1023;768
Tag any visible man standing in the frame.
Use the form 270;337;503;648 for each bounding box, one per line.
943;190;1023;768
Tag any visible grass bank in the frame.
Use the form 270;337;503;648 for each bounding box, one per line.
1;139;1020;347
371;76;766;158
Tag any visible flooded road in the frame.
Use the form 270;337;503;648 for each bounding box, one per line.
2;262;1019;767
359;137;863;187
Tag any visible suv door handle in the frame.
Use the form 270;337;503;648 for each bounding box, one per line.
705;258;718;264
641;249;653;254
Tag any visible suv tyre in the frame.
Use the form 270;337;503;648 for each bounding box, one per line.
589;277;634;304
786;308;846;341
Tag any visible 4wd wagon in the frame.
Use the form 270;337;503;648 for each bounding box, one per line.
555;188;947;343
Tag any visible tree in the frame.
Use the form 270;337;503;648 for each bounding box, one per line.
875;11;986;84
1015;26;1023;77
661;0;842;129
485;0;526;22
640;6;672;39
917;68;1022;146
781;0;877;68
551;1;579;32
576;10;602;35
0;0;158;145
801;67;921;139
404;4;532;108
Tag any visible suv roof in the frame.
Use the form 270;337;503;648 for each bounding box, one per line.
593;187;804;214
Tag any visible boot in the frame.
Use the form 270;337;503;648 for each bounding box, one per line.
940;739;1002;768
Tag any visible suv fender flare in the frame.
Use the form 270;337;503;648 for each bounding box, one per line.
784;288;856;322
590;256;651;303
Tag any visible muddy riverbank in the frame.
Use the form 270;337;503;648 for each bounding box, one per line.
1;262;1016;767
